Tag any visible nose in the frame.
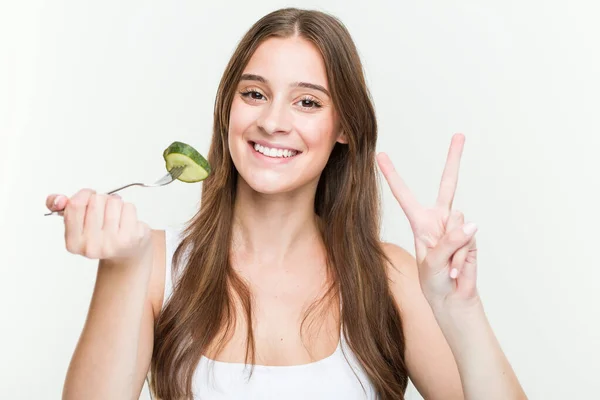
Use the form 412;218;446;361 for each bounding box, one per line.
256;99;292;135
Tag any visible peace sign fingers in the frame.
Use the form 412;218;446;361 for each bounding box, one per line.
376;152;423;227
436;133;465;210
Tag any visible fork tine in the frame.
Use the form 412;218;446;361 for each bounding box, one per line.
170;165;186;179
155;165;185;185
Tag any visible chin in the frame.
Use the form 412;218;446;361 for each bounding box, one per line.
239;173;298;195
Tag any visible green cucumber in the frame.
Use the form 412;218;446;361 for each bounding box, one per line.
163;141;211;183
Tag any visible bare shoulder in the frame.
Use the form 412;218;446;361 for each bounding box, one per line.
147;229;167;319
381;241;426;318
381;241;416;268
381;242;420;295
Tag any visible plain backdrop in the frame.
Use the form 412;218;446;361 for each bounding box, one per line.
2;1;599;399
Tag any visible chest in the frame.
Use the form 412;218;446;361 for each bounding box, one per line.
205;261;340;366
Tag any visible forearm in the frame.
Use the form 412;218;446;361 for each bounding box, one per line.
431;298;527;400
62;254;153;400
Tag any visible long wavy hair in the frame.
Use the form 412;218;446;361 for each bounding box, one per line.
150;7;408;399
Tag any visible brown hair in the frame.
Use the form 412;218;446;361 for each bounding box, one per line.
150;7;408;399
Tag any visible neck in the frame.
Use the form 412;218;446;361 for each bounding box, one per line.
231;177;323;266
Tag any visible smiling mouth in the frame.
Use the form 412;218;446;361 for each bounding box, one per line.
249;141;302;159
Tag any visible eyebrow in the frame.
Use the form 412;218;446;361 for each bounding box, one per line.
239;73;330;97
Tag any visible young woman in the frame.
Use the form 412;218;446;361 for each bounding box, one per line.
47;8;527;400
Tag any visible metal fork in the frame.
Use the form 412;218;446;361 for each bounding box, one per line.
44;165;186;216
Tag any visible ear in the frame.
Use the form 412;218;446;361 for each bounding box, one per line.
336;130;348;144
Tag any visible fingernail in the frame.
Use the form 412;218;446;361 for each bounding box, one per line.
450;268;458;279
53;196;63;207
463;222;477;235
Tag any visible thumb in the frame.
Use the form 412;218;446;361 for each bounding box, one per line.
46;194;68;212
426;222;478;271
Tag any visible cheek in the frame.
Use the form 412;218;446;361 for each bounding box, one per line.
298;115;337;153
228;98;260;165
229;98;255;138
289;116;339;185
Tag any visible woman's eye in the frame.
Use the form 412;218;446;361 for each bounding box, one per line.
241;90;265;101
297;98;322;109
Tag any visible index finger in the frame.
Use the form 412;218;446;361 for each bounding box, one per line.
376;152;422;224
436;133;465;210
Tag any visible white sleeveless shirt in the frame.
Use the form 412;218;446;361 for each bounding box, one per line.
161;228;378;400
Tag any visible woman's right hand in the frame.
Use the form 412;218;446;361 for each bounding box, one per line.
46;189;152;263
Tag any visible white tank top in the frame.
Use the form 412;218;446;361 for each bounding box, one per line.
161;227;378;400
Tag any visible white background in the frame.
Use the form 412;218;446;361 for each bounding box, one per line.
2;1;599;399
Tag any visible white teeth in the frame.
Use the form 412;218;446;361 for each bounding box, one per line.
252;142;298;158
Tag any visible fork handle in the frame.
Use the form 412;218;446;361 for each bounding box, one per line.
106;182;144;195
43;183;144;216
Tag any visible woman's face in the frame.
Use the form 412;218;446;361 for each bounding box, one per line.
228;36;346;195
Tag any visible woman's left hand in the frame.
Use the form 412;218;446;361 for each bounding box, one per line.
377;133;479;309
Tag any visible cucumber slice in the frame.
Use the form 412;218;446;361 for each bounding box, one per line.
163;141;211;183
